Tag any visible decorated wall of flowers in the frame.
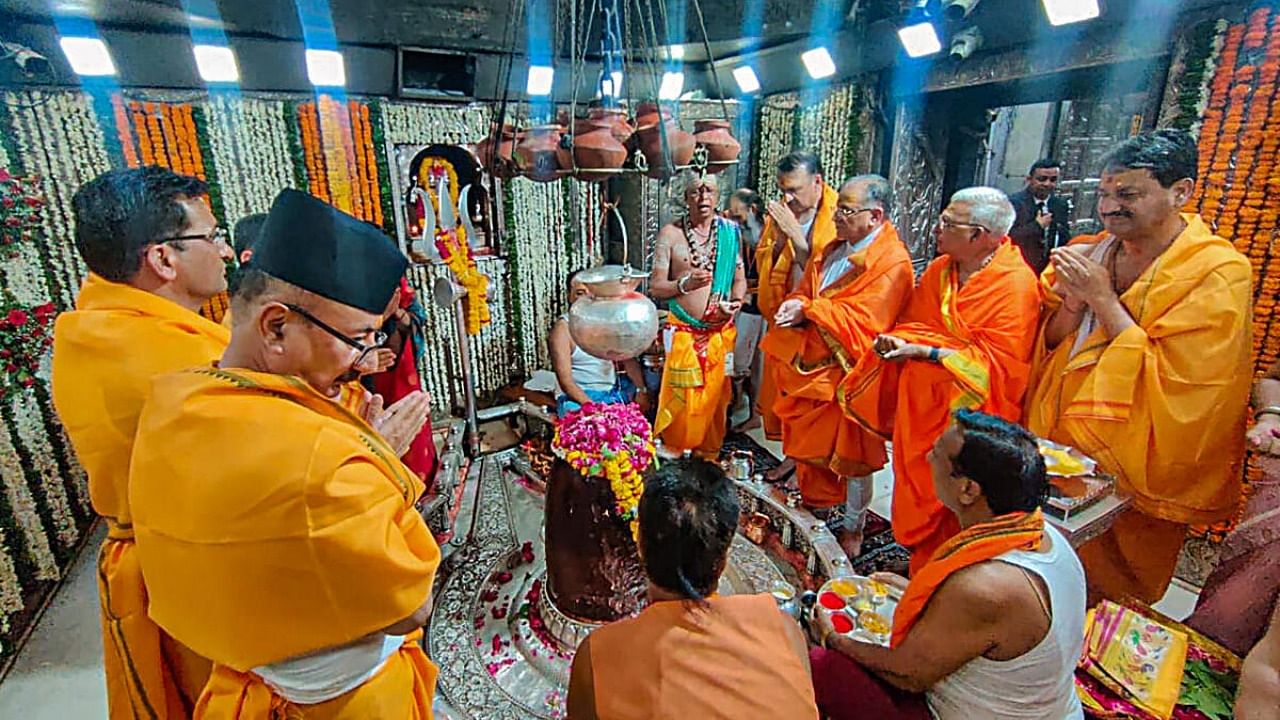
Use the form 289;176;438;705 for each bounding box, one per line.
752;82;873;199
1161;2;1280;541
0;86;610;667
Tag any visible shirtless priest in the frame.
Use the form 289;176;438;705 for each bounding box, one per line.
650;171;748;458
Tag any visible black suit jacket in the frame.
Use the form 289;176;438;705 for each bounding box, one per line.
1008;189;1072;274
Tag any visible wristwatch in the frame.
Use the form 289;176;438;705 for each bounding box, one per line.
928;346;941;363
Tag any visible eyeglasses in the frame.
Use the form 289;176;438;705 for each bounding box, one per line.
283;303;387;365
938;215;988;233
836;207;875;219
161;226;230;247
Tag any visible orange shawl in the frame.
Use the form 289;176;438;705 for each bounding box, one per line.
1025;214;1252;524
891;509;1045;648
131;367;438;671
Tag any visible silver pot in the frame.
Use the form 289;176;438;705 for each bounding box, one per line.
568;265;659;361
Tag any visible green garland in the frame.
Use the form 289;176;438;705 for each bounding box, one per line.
87;89;126;170
190;104;225;225
1170;21;1223;132
561;177;576;260
843;84;867;176
283;101;309;191
0;429;38;598
0;101;22;173
367;101;398;236
504;180;525;363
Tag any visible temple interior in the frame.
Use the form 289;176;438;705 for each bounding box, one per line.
0;0;1276;718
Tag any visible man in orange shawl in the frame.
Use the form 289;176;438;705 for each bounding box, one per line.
808;411;1086;719
1026;129;1252;604
51;167;233;719
840;187;1040;574
131;190;437;718
761;175;913;555
651;172;747;457
756;151;841;457
568;458;818;719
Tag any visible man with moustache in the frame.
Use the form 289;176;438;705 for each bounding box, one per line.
756;151;841;479
1025;129;1252;604
130;190;438;717
650;171;748;457
761;175;913;555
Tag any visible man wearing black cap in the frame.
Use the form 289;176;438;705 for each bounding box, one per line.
129;189;440;717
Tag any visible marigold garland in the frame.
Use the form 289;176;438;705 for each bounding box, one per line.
1187;4;1280;540
436;227;491;334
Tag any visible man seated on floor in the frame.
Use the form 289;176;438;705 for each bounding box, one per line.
567;458;818;719
550;269;649;417
809;410;1086;720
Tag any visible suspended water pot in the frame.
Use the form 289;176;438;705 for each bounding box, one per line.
474;124;518;178
588;107;635;145
694;119;741;173
514;124;564;182
634;120;696;179
568;265;659;361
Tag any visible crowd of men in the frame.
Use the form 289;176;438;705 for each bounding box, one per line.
46;124;1280;719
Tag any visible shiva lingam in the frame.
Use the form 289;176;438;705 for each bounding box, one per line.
567;264;659;361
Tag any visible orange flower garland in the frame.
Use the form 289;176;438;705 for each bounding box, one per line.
1189;5;1280;539
295;97;386;225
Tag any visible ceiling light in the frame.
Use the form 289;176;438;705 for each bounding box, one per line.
943;0;981;21
602;70;623;97
670;45;685;60
58;36;115;77
801;47;836;80
193;44;238;83
305;49;345;87
732;66;761;94
1041;0;1101;26
527;65;554;96
658;71;684;100
898;22;942;58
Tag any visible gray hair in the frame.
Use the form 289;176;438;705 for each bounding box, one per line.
950;186;1015;237
841;174;893;212
665;170;721;222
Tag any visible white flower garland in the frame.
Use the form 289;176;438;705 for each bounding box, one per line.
1190;19;1230;139
9;394;77;551
0;416;59;581
206;96;298;228
381;102;490;146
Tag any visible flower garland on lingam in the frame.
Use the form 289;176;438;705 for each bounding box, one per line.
435;226;491;335
0;170;44;261
551;402;656;541
0;292;56;403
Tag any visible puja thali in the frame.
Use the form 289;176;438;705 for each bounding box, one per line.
815;575;901;647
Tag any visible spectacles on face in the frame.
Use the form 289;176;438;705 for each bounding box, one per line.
836;207;874;219
162;226;230;248
283;303;387;366
938;215;988;233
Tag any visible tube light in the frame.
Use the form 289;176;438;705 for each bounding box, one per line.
800;47;836;80
898;22;942;58
193;44;239;83
1041;0;1101;26
527;65;554;96
305;49;346;87
59;36;116;77
732;66;761;94
658;71;685;100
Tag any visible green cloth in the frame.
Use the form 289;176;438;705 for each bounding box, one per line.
669;220;739;329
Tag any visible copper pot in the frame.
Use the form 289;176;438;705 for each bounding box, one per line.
474;124;518;176
634;120;696;178
565;125;628;180
589;107;635;145
694;118;741;173
514;124;564;182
